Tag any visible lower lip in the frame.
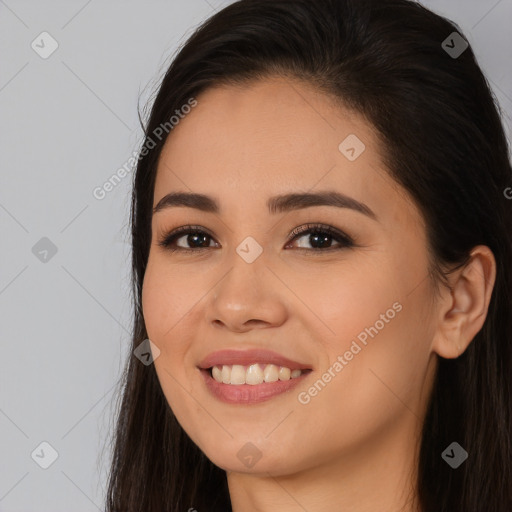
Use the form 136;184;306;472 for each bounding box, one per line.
199;368;311;404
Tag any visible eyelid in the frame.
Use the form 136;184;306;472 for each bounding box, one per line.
157;224;216;249
285;223;353;245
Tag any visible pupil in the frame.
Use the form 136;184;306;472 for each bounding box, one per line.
311;233;331;248
189;233;209;247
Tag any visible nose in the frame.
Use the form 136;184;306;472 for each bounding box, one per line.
208;254;288;333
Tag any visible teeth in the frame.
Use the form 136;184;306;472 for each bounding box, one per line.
278;367;291;380
210;364;305;385
212;365;222;382
263;364;279;383
246;364;264;385
221;365;231;384
230;365;246;385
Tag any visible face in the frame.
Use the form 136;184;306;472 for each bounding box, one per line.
142;77;439;476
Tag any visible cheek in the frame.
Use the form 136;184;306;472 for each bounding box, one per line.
141;262;202;416
298;259;432;411
286;258;402;354
322;292;433;430
292;307;428;463
141;260;200;347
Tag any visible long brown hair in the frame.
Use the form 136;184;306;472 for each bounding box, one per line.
105;1;512;510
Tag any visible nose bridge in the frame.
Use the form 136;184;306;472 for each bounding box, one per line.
219;236;268;296
209;238;287;329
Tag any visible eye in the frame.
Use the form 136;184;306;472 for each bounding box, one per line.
284;223;354;252
157;225;217;253
157;223;355;253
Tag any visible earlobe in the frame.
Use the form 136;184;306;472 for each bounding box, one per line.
431;245;496;359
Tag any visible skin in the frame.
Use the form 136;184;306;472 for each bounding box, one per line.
141;76;496;512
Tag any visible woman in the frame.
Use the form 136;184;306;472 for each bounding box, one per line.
105;0;512;510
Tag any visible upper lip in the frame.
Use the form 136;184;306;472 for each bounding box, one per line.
198;349;313;371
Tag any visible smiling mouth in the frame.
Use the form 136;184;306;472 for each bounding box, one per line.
199;365;312;404
206;363;312;385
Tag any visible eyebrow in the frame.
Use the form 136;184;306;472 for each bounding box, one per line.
152;191;377;220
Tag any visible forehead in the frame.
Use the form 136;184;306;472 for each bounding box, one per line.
157;78;381;187
153;77;419;232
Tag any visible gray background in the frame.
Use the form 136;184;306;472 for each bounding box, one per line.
1;1;511;510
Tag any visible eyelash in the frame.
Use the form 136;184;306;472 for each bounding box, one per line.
157;223;355;254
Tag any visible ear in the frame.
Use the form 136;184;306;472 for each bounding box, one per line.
431;245;496;359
